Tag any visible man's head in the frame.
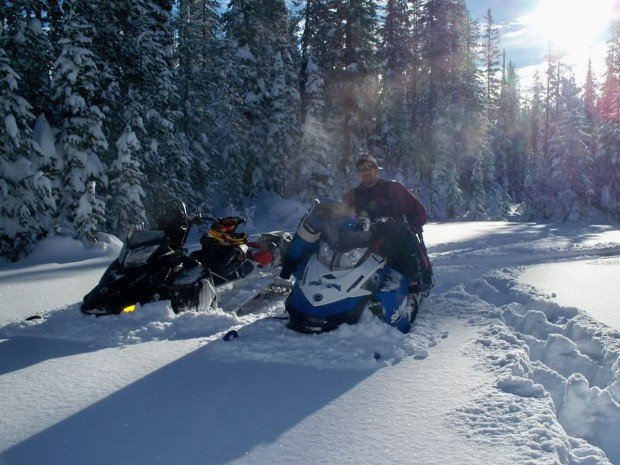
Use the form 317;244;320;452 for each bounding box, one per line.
355;154;380;188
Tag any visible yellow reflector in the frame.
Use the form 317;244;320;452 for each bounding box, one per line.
122;304;137;313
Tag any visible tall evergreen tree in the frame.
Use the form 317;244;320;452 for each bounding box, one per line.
583;57;600;180
223;0;300;197
108;124;146;236
294;0;334;118
0;38;56;260
379;0;416;175
174;0;221;211
73;0;124;170
482;8;501;115
74;180;106;242
332;0;379;169
2;0;54;118
298;52;333;200
547;75;593;221
419;0;484;217
493;58;526;203
51;4;108;238
596;19;620;219
211;39;251;209
264;49;301;194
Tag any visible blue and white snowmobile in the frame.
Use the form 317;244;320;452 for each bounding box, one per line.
282;201;426;334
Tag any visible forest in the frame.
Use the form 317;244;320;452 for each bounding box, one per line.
1;0;619;261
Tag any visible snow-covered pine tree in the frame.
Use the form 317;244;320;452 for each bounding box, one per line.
406;0;424;132
482;9;501;112
294;0;335;118
596;19;620;221
332;0;379;170
108;124;146;236
446;165;464;219
469;149;487;219
175;0;222;212
264;49;300;196
74;180;106;243
0;39;56;260
2;0;54;118
299;52;333;201
132;0;188;216
211;41;251;210
583;57;600;176
457;16;487;210
547;75;593;221
294;0;380;176
419;0;484;216
429;117;456;218
32;113;63;207
379;0;416;176
51;3;108;238
528;72;545;157
223;0;300;198
492;57;526;207
72;0;124;170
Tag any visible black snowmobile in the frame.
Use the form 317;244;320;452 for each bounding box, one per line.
81;201;286;316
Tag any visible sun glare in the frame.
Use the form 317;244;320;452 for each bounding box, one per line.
528;0;614;57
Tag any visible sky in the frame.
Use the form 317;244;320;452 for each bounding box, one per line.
466;0;619;93
1;200;619;464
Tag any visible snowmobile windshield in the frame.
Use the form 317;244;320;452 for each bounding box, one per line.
126;229;166;247
122;244;161;267
317;241;370;271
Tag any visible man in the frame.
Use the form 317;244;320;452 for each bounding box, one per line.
343;154;432;293
344;154;427;228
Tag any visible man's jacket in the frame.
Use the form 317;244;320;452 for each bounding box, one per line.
343;179;427;229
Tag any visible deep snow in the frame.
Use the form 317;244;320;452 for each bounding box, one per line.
0;212;619;464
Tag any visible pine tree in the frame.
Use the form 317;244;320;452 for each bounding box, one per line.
420;0;484;215
0;40;56;260
333;0;379;169
223;0;300;197
584;57;599;121
74;180;106;242
51;4;108;236
469;150;487;219
494;59;525;203
522;73;546;218
73;0;124;169
379;0;416;175
175;0;221;212
264;50;301;195
407;0;424;131
31;113;63;207
211;41;251;209
596;19;620;220
548;76;593;221
108;125;147;235
482;8;501;115
294;0;335;118
2;0;54;118
582;57;600;192
145;0;186;214
299;52;333;201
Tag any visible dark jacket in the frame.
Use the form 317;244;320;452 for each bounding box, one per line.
343;179;427;230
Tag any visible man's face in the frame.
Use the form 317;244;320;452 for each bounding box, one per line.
357;162;379;187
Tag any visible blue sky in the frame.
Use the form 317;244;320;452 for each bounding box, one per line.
466;0;617;91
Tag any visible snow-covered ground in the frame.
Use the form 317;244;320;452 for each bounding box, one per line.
1;216;619;464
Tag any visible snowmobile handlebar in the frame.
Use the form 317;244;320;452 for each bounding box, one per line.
371;216;423;235
191;214;248;229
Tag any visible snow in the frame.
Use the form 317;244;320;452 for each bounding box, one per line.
1;208;619;464
33;114;58;162
4;114;18;140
